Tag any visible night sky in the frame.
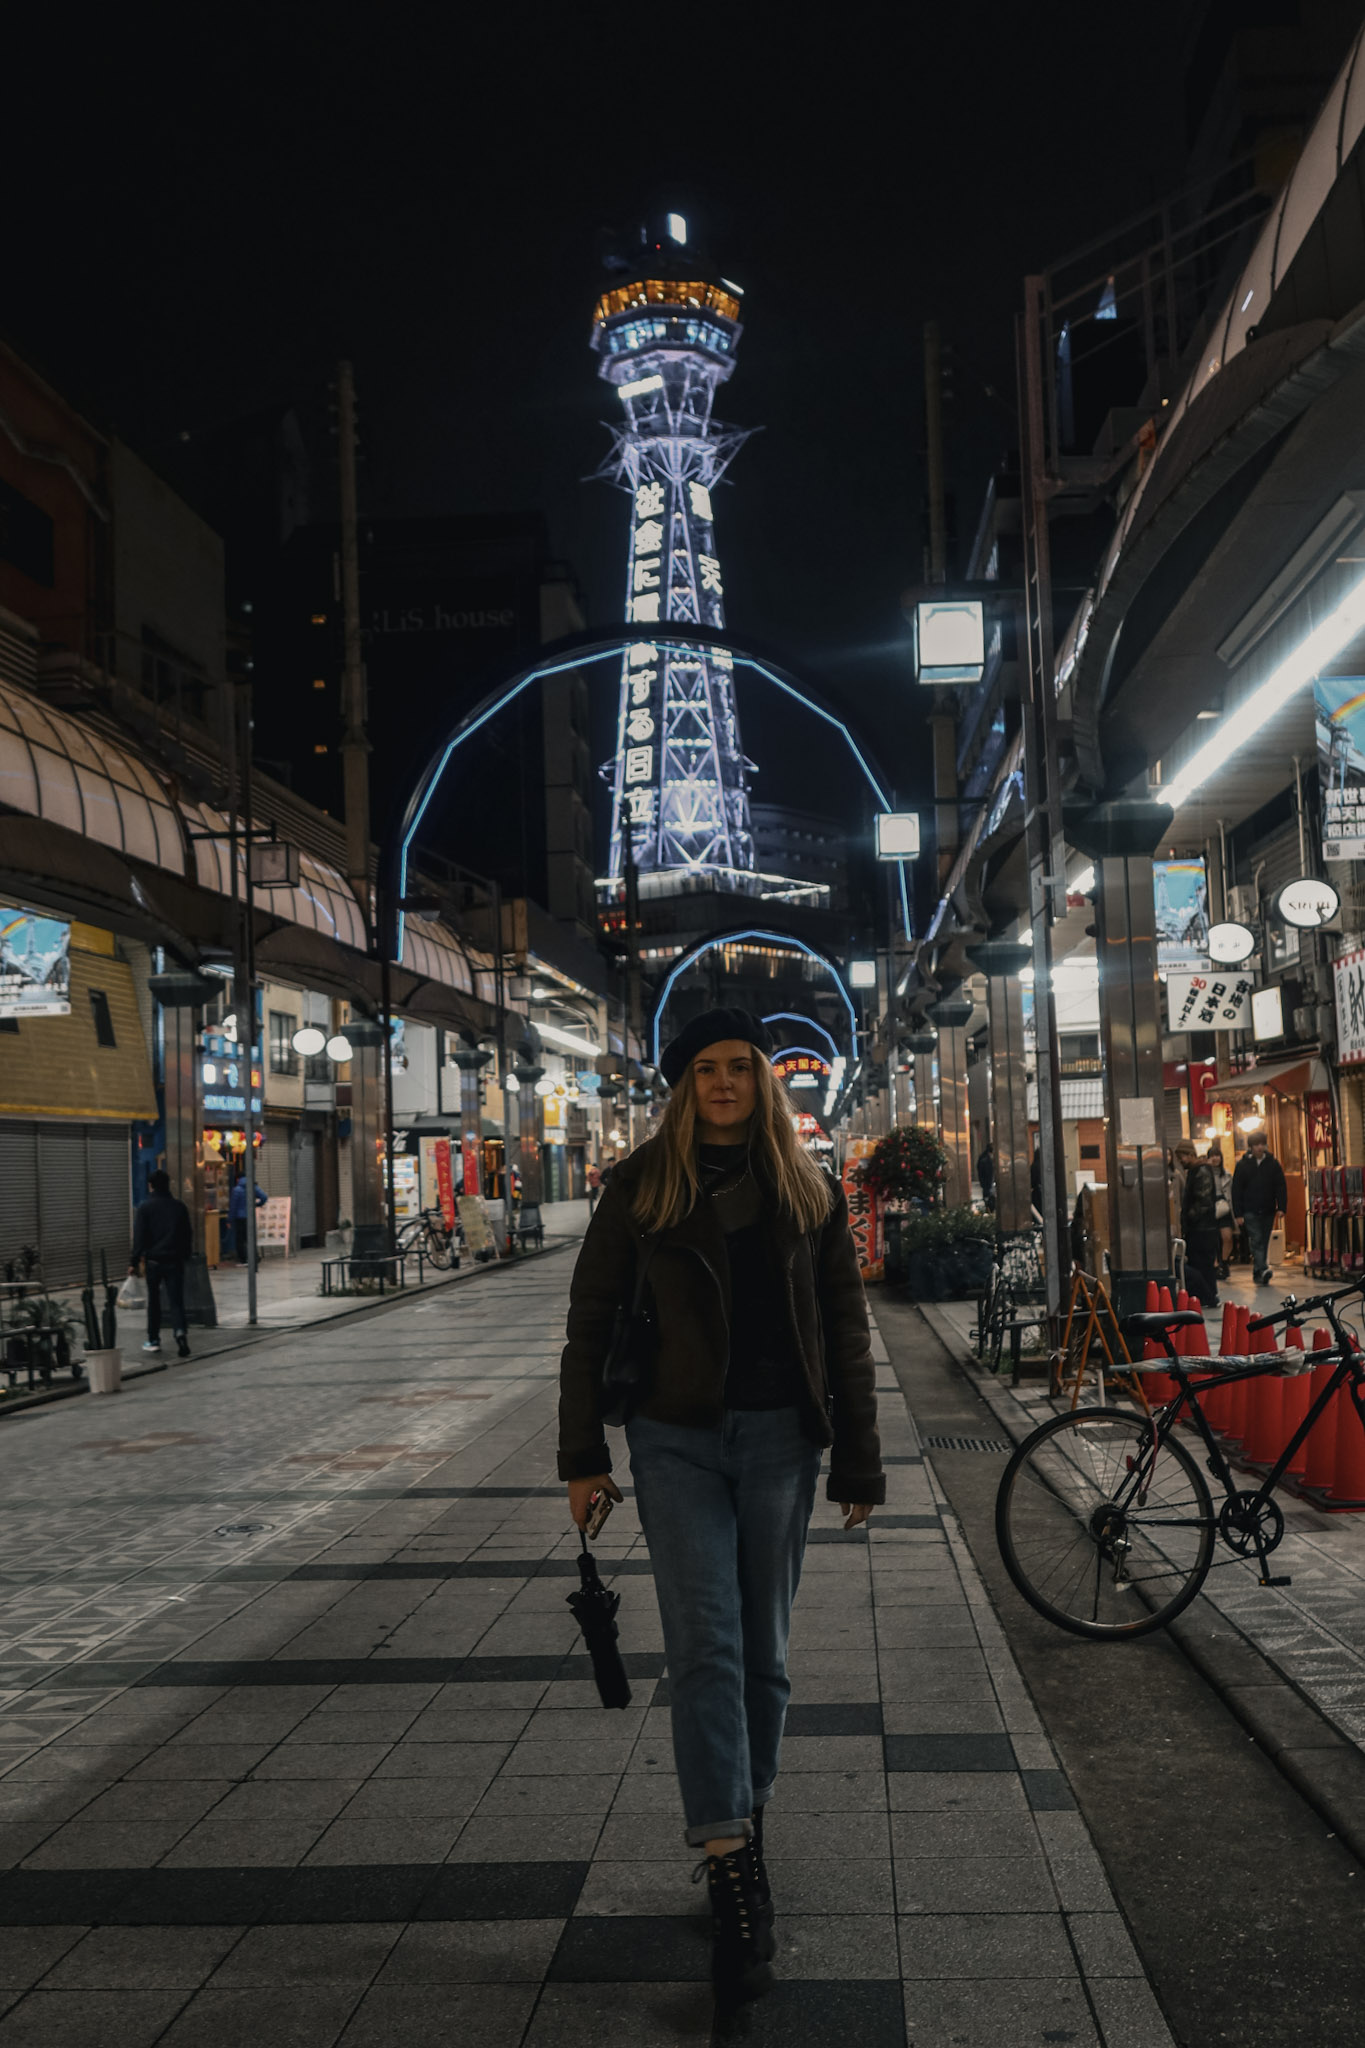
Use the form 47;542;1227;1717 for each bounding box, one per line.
6;5;1190;839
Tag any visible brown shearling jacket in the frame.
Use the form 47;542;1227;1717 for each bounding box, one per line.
557;1141;885;1505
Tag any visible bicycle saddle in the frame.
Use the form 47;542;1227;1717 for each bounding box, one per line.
1124;1310;1204;1335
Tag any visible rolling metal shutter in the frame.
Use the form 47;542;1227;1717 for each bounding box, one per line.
0;1120;133;1287
0;1122;39;1275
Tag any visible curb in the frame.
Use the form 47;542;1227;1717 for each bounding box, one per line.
0;1236;580;1423
918;1300;1365;1872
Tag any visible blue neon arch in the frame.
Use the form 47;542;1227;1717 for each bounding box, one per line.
388;622;912;953
650;926;858;1066
762;1012;841;1062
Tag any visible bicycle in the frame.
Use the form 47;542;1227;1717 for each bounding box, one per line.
994;1279;1365;1640
396;1207;459;1270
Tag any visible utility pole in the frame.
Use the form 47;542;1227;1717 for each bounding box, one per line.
924;320;959;890
623;811;642;1152
239;686;260;1327
337;360;370;928
1017;282;1069;1327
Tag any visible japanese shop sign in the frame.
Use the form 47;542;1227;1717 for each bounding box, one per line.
842;1138;883;1274
1334;947;1365;1064
1165;970;1254;1034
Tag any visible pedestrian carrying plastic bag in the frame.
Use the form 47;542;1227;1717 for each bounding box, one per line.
116;1273;147;1311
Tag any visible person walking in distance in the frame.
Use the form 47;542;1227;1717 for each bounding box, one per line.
1180;1142;1221;1307
228;1168;265;1266
558;1009;883;2008
129;1169;193;1358
586;1160;602;1214
1232;1129;1289;1287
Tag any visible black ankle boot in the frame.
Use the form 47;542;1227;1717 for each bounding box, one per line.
751;1805;774;1932
695;1843;775;2004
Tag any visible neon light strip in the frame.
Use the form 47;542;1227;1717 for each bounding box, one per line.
651;929;858;1064
762;1011;841;1060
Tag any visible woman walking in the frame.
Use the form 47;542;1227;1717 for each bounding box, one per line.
558;1009;883;2005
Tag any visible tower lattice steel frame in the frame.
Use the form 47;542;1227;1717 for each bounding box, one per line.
591;231;755;879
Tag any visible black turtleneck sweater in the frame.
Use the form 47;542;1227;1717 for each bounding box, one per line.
698;1144;801;1409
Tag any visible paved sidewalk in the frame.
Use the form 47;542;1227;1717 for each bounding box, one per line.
0;1256;1170;2046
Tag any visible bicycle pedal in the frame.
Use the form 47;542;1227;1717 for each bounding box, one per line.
1259;1574;1292;1587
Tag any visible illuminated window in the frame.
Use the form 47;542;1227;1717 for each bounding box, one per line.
312;679;326;690
311;612;327;626
313;744;328;755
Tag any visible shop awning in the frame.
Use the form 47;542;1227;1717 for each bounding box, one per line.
1208;1055;1329;1102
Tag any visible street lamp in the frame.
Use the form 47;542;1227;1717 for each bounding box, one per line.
849;959;877;989
875;813;921;859
912;599;985;684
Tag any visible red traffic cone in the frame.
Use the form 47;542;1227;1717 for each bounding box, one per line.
1282;1325;1311;1477
1225;1307;1252;1442
1330;1372;1365;1504
1242;1329;1284;1466
1145;1280;1160;1312
1304;1330;1341;1493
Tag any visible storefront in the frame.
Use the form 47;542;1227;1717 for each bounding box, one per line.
0;914;157;1284
1207;1054;1334;1261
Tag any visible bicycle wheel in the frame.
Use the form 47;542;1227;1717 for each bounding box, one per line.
995;1406;1215;1640
425;1229;455;1270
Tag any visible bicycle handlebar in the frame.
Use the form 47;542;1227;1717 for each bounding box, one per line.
1246;1276;1365;1333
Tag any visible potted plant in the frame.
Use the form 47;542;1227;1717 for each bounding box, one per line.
899;1206;996;1301
860;1125;948;1211
84;1257;122;1395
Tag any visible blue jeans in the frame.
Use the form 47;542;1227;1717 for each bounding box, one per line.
626;1407;822;1846
1244;1212;1275;1278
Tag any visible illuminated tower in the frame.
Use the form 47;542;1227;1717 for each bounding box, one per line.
591;215;755;878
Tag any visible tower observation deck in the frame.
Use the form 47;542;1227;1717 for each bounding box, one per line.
591;219;755;880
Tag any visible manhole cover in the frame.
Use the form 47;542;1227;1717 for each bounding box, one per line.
213;1521;275;1537
920;1435;1012;1454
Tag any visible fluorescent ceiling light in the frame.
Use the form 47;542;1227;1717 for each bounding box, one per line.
535;1021;603;1058
665;212;687;243
618;374;664;401
849;959;877;988
1165;572;1365;808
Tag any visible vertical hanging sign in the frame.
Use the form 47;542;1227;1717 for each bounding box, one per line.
433;1137;457;1220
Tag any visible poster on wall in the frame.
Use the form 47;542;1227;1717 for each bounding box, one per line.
1315;675;1365;861
0;908;71;1018
1165;969;1255;1033
1334;946;1365;1063
1153;860;1209;971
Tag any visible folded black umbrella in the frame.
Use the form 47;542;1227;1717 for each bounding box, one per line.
566;1536;632;1709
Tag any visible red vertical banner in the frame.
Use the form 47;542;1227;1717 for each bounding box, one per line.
842;1140;882;1275
433;1139;456;1223
458;1134;479;1199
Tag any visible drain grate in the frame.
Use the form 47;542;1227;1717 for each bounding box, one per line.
214;1521;275;1537
920;1435;1012;1455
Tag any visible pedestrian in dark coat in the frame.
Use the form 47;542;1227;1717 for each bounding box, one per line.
130;1170;193;1357
1231;1132;1289;1286
559;1008;882;2007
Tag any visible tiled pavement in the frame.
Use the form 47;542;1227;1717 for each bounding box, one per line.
0;1245;1172;2045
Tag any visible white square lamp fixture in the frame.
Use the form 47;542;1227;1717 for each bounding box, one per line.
876;812;921;859
913;599;985;685
849;959;877;989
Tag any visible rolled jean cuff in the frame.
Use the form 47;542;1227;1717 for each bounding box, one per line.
684;1816;753;1848
752;1782;775;1809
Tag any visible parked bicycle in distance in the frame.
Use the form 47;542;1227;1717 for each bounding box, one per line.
994;1278;1365;1640
395;1207;459;1270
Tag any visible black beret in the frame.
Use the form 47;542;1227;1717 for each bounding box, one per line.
659;1008;773;1088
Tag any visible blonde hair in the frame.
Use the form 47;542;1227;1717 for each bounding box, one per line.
631;1051;833;1234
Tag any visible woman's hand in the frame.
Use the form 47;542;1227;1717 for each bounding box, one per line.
567;1474;623;1530
840;1502;874;1531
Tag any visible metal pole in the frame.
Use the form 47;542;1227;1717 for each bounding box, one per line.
492;873;508;1208
240;686;259;1327
1018;283;1069;1324
623;810;642;1153
380;894;397;1258
923;319;948;584
337;360;371;926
